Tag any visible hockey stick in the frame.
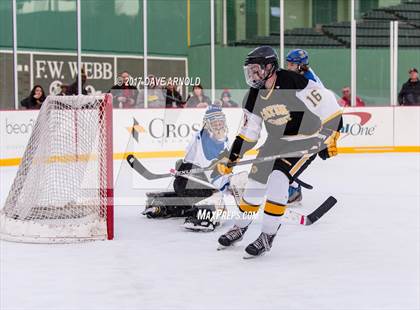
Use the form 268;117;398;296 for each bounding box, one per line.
229;174;337;226
127;146;320;180
168;168;218;190
125;153;218;189
282;196;337;225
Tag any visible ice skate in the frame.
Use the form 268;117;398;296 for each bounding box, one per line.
217;225;248;250
243;232;276;259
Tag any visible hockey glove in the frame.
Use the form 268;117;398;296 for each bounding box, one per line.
210;149;238;176
319;130;340;160
216;157;236;175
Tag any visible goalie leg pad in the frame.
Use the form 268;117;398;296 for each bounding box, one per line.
143;192;196;218
183;191;226;232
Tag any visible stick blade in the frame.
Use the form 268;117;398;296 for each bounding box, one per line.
306;196;337;225
126;154;135;166
126;154;161;180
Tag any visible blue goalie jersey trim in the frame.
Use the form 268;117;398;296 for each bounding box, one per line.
199;130;227;161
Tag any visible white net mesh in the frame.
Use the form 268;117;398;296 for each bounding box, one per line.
0;95;113;243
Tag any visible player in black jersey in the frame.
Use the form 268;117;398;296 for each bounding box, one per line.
215;46;341;258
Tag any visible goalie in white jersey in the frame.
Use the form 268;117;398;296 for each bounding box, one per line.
143;105;230;231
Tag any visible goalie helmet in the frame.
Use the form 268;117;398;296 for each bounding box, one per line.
203;105;227;142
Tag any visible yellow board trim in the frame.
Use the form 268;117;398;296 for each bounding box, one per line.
338;146;420;153
0;146;419;167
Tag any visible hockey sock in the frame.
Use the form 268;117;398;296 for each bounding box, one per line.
234;178;266;228
262;170;289;235
236;198;258;228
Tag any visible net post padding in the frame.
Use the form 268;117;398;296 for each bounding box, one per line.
104;94;114;240
0;95;113;243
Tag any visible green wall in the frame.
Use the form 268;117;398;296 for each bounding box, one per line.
189;0;211;46
2;0;418;106
0;0;187;56
188;45;420;105
0;1;13;48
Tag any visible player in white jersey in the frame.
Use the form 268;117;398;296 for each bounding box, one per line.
285;48;342;203
143;105;230;231
286;49;325;87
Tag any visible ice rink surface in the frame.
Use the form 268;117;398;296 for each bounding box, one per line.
1;153;419;310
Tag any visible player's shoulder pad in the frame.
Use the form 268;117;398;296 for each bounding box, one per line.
277;69;308;89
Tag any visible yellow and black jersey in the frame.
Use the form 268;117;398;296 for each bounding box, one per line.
240;70;322;144
229;70;343;162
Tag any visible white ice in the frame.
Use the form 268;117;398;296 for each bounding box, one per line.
1;153;419;310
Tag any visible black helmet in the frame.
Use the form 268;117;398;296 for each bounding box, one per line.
244;46;279;88
244;46;279;67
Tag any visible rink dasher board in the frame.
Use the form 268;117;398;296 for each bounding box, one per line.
1;106;419;166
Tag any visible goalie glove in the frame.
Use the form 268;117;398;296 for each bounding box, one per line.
318;130;340;160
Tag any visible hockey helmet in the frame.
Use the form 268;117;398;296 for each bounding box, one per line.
203;105;227;141
286;49;309;65
244;46;279;88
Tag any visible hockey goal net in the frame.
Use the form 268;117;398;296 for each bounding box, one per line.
0;94;113;243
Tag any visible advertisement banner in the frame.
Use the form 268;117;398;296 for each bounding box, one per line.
113;108;243;157
0;110;39;161
338;107;394;148
1;107;419;166
394;107;420;147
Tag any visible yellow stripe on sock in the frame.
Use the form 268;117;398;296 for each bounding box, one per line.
264;201;286;216
239;199;260;214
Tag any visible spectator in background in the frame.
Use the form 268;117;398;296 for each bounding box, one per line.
58;84;68;96
186;84;211;108
165;82;184;108
398;68;420;106
339;86;365;107
136;74;166;108
21;85;46;109
66;68;88;95
220;89;239;107
110;71;137;108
